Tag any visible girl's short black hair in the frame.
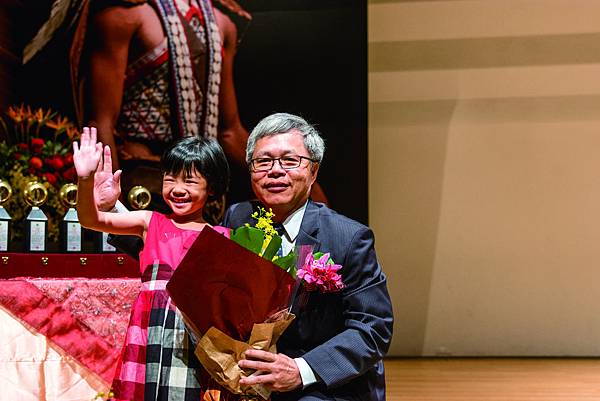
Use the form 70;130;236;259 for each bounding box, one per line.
161;137;230;199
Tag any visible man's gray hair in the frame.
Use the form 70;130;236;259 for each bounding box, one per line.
246;113;325;163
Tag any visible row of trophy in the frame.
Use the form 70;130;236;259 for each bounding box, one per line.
0;179;151;253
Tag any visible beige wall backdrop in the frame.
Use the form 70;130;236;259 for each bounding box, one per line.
369;0;600;356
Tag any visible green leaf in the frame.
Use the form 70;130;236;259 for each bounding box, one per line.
262;234;282;260
273;251;298;277
312;251;336;265
230;226;265;254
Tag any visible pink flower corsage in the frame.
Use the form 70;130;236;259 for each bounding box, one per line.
297;253;344;293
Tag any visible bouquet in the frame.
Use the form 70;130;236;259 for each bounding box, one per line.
167;208;344;400
0;104;80;241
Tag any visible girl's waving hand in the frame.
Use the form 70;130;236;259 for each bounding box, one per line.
73;126;103;179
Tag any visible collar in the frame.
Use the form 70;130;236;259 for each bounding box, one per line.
280;201;308;243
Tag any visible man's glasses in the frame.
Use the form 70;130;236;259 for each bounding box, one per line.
250;155;317;172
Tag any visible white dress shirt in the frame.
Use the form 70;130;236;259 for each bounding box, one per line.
276;202;318;388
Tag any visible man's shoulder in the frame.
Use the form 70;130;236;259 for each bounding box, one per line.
225;200;373;237
91;1;148;35
310;202;371;240
227;200;255;215
223;200;257;227
311;202;366;227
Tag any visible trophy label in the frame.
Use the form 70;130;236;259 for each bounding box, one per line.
30;221;46;251
0;221;7;251
66;222;82;252
102;232;116;252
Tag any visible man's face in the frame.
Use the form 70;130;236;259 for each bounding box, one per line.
250;131;319;222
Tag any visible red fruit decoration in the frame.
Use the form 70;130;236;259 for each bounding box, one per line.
29;156;43;170
62;167;76;182
43;172;57;186
30;138;44;147
63;154;74;166
49;156;64;170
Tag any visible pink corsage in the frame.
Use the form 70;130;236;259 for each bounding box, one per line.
297;253;344;293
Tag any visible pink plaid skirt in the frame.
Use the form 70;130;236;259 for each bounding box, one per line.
111;261;203;401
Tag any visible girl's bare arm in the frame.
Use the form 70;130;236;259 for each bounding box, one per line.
74;127;150;237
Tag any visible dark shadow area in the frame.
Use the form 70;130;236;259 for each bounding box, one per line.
10;0;368;223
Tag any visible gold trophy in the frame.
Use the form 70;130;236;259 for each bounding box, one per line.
59;183;81;252
24;181;49;252
128;185;152;210
96;185;151;253
0;179;13;252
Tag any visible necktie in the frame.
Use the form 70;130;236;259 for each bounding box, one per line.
273;223;285;237
273;223;286;256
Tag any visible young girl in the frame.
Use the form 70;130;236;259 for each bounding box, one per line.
74;127;230;401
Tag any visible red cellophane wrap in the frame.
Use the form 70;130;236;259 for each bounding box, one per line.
166;227;296;400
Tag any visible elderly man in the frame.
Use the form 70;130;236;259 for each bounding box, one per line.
94;112;392;400
224;112;393;401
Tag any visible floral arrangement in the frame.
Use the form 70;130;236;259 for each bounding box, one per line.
235;207;344;293
297;252;344;293
231;207;294;273
0;104;80;241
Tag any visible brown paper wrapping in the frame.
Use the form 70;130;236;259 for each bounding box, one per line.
195;310;295;400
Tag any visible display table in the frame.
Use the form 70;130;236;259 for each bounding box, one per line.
0;252;139;278
0;253;140;401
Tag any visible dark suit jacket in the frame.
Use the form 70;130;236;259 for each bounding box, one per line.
223;200;394;401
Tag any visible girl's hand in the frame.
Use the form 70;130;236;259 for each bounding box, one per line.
73;127;103;179
95;145;122;211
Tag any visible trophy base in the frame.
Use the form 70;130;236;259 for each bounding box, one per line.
5;240;102;253
6;229;107;254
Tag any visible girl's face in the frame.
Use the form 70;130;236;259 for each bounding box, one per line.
162;169;210;222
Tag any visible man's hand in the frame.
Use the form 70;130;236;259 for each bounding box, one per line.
94;144;122;212
238;349;302;393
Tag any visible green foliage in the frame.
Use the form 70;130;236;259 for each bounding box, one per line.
231;207;297;277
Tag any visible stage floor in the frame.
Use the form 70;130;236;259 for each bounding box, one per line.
385;358;600;400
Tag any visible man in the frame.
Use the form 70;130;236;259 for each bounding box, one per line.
92;112;392;399
224;113;393;400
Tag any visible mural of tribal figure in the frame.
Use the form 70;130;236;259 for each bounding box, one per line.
24;0;252;219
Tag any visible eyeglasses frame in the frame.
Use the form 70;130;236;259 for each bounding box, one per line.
250;155;318;173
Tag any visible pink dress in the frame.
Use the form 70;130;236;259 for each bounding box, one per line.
111;212;229;401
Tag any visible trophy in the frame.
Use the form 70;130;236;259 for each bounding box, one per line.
0;180;13;252
128;185;152;210
97;230;116;253
95;186;151;253
59;183;81;252
24;181;48;252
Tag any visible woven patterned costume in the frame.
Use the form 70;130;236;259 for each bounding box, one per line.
23;0;248;134
52;0;249;141
117;0;223;143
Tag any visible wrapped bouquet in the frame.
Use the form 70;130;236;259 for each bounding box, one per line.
166;208;343;400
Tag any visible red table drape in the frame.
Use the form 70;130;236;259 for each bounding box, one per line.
0;253;140;400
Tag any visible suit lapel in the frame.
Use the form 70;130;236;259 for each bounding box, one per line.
288;201;322;315
296;200;321;253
